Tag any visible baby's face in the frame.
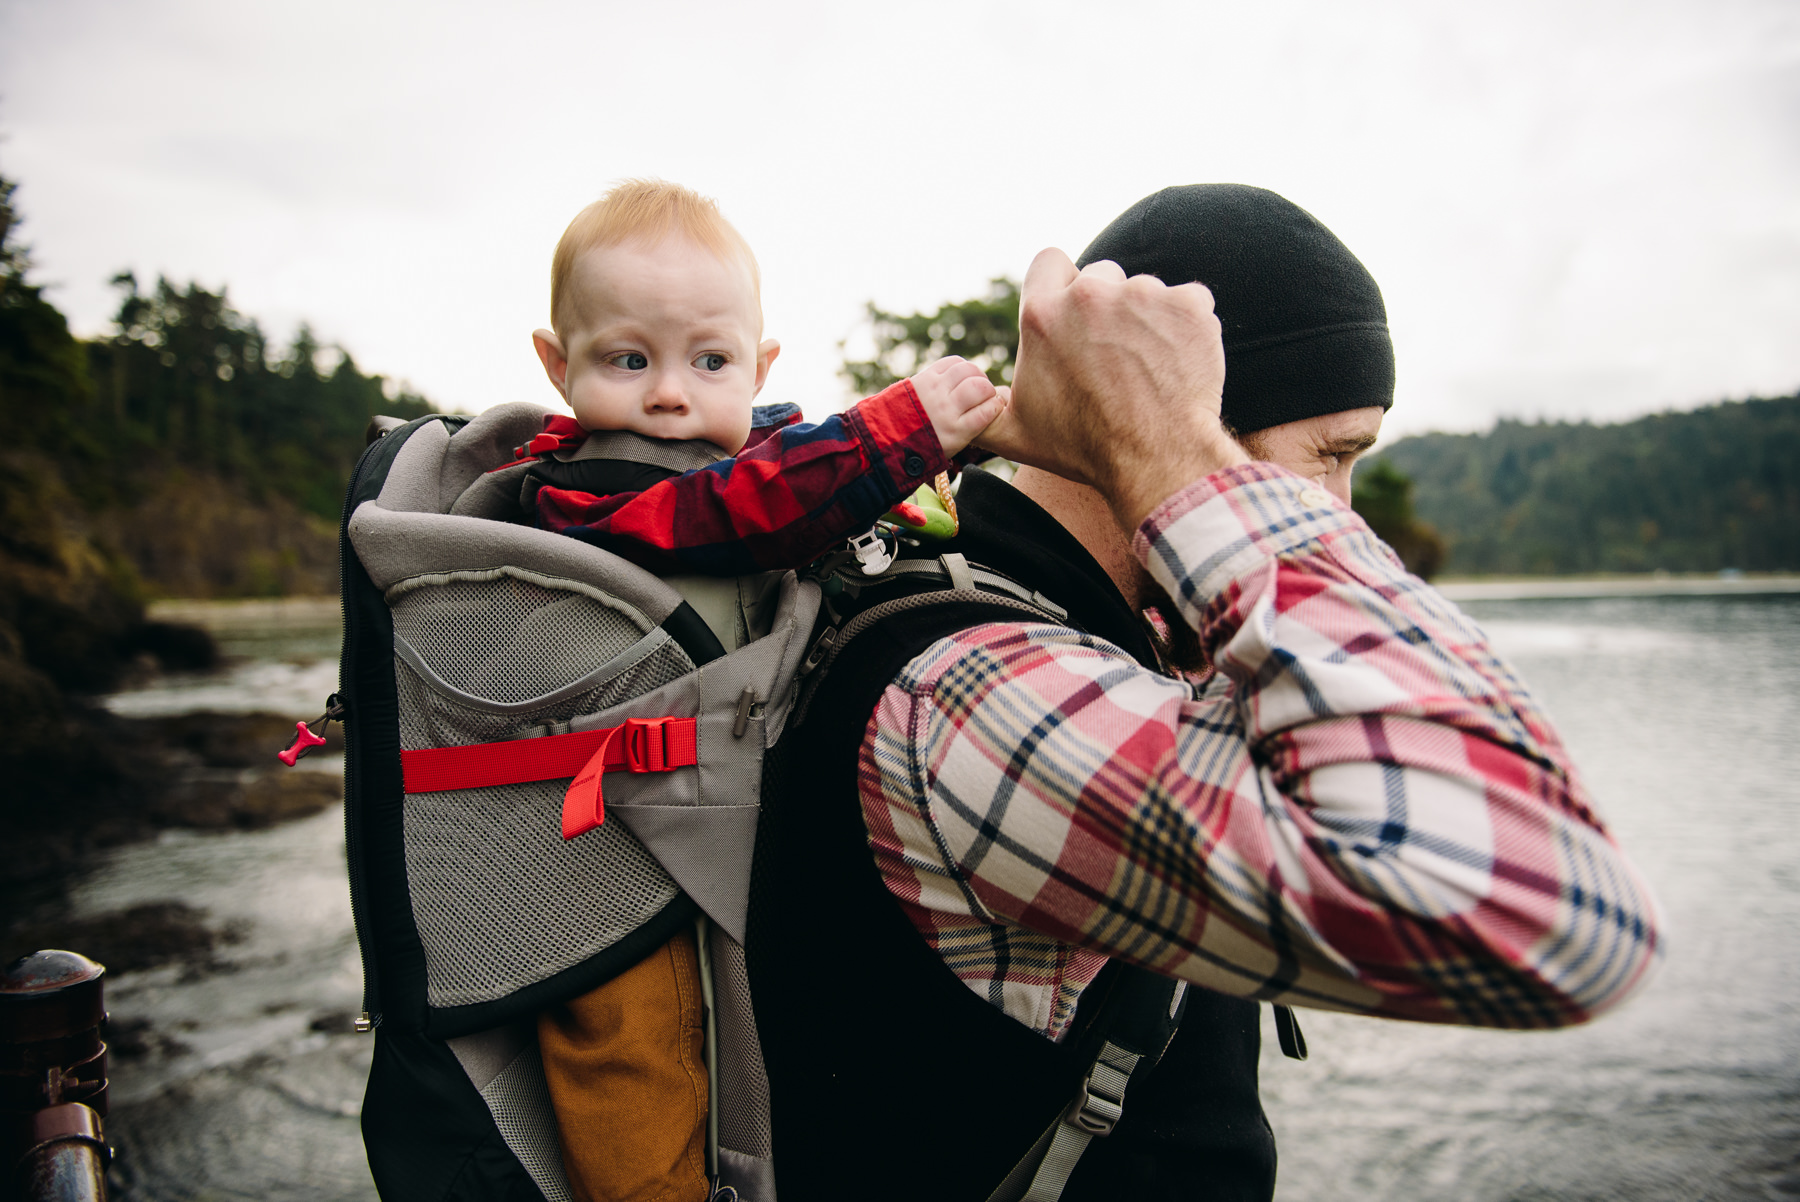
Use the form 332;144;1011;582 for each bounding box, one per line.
556;236;766;450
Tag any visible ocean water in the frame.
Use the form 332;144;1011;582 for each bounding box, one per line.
78;592;1800;1200
1260;593;1800;1201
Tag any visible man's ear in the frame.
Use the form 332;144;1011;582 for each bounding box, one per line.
533;329;570;398
752;338;781;397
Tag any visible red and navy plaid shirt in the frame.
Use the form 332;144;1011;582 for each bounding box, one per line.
532;379;948;576
861;463;1665;1040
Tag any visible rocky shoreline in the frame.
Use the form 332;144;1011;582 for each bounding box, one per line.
2;703;345;960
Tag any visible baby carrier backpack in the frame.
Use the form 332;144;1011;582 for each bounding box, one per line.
332;410;1302;1201
337;404;820;1202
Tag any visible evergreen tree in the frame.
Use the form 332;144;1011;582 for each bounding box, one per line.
1351;461;1446;580
1371;398;1800;574
88;274;434;520
841;278;1019;398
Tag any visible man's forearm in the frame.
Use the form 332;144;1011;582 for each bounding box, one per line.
1135;462;1664;1023
867;463;1662;1032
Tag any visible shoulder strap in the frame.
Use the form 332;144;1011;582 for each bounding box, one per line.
790;552;1176;1201
794;547;1309;1201
790;551;1072;727
985;969;1189;1202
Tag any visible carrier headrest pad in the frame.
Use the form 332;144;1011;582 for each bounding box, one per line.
441;403;554;512
348;503;688;625
372;404;555;518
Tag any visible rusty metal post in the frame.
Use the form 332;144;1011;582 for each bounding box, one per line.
2;951;110;1201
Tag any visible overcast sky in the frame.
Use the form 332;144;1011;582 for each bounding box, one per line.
2;0;1795;439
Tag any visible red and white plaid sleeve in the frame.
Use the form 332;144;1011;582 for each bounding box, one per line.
859;462;1664;1040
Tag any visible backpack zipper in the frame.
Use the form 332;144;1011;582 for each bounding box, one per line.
340;435;382;1033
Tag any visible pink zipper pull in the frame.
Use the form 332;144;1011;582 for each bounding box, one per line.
279;721;328;766
278;694;345;766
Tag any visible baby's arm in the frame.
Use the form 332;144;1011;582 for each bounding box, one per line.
539;379;952;575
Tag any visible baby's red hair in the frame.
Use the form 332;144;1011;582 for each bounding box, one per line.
550;179;760;336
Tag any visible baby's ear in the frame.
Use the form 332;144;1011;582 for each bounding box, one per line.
533;330;570;398
752;338;781;396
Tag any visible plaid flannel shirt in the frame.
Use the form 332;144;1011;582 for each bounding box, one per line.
861;462;1664;1041
537;379;948;575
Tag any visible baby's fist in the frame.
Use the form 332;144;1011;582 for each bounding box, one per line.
912;357;1006;458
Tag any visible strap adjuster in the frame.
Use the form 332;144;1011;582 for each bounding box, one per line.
622;717;672;772
1070;1080;1124;1136
1067;1042;1137;1136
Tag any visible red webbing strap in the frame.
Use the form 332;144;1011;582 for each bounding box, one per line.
399;717;697;841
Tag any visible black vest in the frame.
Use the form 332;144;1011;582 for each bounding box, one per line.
747;468;1277;1202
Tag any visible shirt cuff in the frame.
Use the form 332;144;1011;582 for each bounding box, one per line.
843;378;952;500
1132;462;1370;612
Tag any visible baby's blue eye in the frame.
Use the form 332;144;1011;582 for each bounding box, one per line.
697;353;728;372
613;352;648;371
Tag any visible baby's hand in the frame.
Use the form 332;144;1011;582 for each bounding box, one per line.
911;357;1008;458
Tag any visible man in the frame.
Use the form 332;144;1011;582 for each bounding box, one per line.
746;185;1662;1202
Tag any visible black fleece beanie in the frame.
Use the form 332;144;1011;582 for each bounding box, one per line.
1077;184;1394;436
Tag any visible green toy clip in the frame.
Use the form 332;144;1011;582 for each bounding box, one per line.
881;474;959;541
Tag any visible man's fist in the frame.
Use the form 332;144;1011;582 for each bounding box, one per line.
976;248;1245;531
912;356;1008;458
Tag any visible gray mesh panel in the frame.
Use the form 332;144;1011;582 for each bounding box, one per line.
405;775;681;1008
391;568;702;1009
711;928;774;1159
480;1039;572;1202
390;571;650;704
396;641;697;751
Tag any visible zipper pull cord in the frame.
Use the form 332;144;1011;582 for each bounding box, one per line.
278;693;346;767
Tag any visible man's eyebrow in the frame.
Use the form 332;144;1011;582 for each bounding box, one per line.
1320;434;1380;454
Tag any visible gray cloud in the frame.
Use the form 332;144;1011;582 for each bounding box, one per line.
1;0;1794;436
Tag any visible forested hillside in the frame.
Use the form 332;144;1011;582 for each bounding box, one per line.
2;174;438;883
1;177;434;602
1;172;434;722
1370;396;1800;575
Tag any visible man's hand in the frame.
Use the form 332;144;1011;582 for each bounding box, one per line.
912;356;1008;458
977;248;1247;531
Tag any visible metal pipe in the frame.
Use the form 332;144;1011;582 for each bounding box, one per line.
10;1102;108;1201
2;951;110;1201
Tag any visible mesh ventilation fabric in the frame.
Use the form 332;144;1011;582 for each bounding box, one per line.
390;570;650;704
481;1039;572;1202
396;640;697;752
391;568;700;1008
404;776;681;1008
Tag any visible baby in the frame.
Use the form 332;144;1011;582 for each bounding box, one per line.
520;180;1005;1202
515;178;1005;576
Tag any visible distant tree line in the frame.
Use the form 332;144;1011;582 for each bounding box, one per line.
70;272;432;521
0;175;433;606
1369;398;1800;575
1;169;437;734
841;277;1020;398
